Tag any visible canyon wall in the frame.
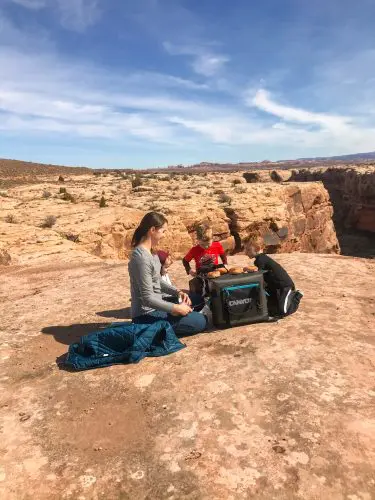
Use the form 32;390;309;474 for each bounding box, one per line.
290;166;375;233
0;173;339;266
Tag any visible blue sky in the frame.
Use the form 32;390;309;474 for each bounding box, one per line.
0;0;375;168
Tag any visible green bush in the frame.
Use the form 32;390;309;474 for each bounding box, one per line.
235;185;247;194
65;233;79;242
218;192;232;204
131;175;143;188
5;214;17;223
62;191;75;203
41;215;57;228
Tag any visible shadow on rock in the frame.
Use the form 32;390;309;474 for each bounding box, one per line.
96;307;132;319
41;323;110;346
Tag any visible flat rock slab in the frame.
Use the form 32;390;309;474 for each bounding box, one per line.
1;253;375;499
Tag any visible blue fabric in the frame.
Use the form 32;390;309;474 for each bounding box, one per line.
65;320;185;371
132;293;207;337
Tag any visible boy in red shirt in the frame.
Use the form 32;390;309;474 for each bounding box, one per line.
183;225;227;276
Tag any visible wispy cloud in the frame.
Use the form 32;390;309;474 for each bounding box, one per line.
250;89;350;131
9;0;45;9
163;41;229;76
8;0;101;31
57;0;100;32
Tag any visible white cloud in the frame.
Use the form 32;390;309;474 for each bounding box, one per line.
250;89;350;131
8;0;100;32
57;0;100;32
9;0;45;9
163;41;229;76
192;54;229;77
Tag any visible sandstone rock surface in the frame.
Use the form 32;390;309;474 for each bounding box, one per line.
226;182;339;253
0;171;339;265
1;253;374;499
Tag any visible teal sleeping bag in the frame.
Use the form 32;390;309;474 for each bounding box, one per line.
65;320;185;371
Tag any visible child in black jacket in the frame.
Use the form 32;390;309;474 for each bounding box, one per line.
244;237;303;317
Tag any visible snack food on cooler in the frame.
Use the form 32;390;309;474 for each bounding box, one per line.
207;270;221;278
244;265;257;273
229;267;243;275
218;268;228;275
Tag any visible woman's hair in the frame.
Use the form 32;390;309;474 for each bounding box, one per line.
131;212;168;248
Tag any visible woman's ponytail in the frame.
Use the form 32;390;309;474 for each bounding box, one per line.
131;212;168;247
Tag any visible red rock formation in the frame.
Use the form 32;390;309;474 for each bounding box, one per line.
290;166;375;233
224;182;339;254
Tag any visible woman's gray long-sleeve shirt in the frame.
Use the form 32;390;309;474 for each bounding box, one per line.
128;246;179;318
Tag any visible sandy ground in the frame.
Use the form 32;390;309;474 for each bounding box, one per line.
1;253;375;499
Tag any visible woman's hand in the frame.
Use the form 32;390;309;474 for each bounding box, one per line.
189;270;197;277
179;291;192;306
171;303;192;316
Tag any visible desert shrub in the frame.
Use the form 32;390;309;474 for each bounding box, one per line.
182;175;189;181
5;214;17;223
195;189;202;194
218;192;232;204
59;187;67;194
235;185;247;194
0;191;9;197
214;189;224;195
99;196;107;208
42;190;52;199
131;175;143;188
41;215;57;228
58;175;64;182
232;179;242;186
183;193;192;200
65;233;79;242
62;191;75;202
93;172;101;177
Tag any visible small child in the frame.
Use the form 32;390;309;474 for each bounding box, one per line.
244;236;303;318
182;225;227;277
157;250;173;286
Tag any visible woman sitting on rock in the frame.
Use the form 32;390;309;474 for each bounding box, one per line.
128;212;208;336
